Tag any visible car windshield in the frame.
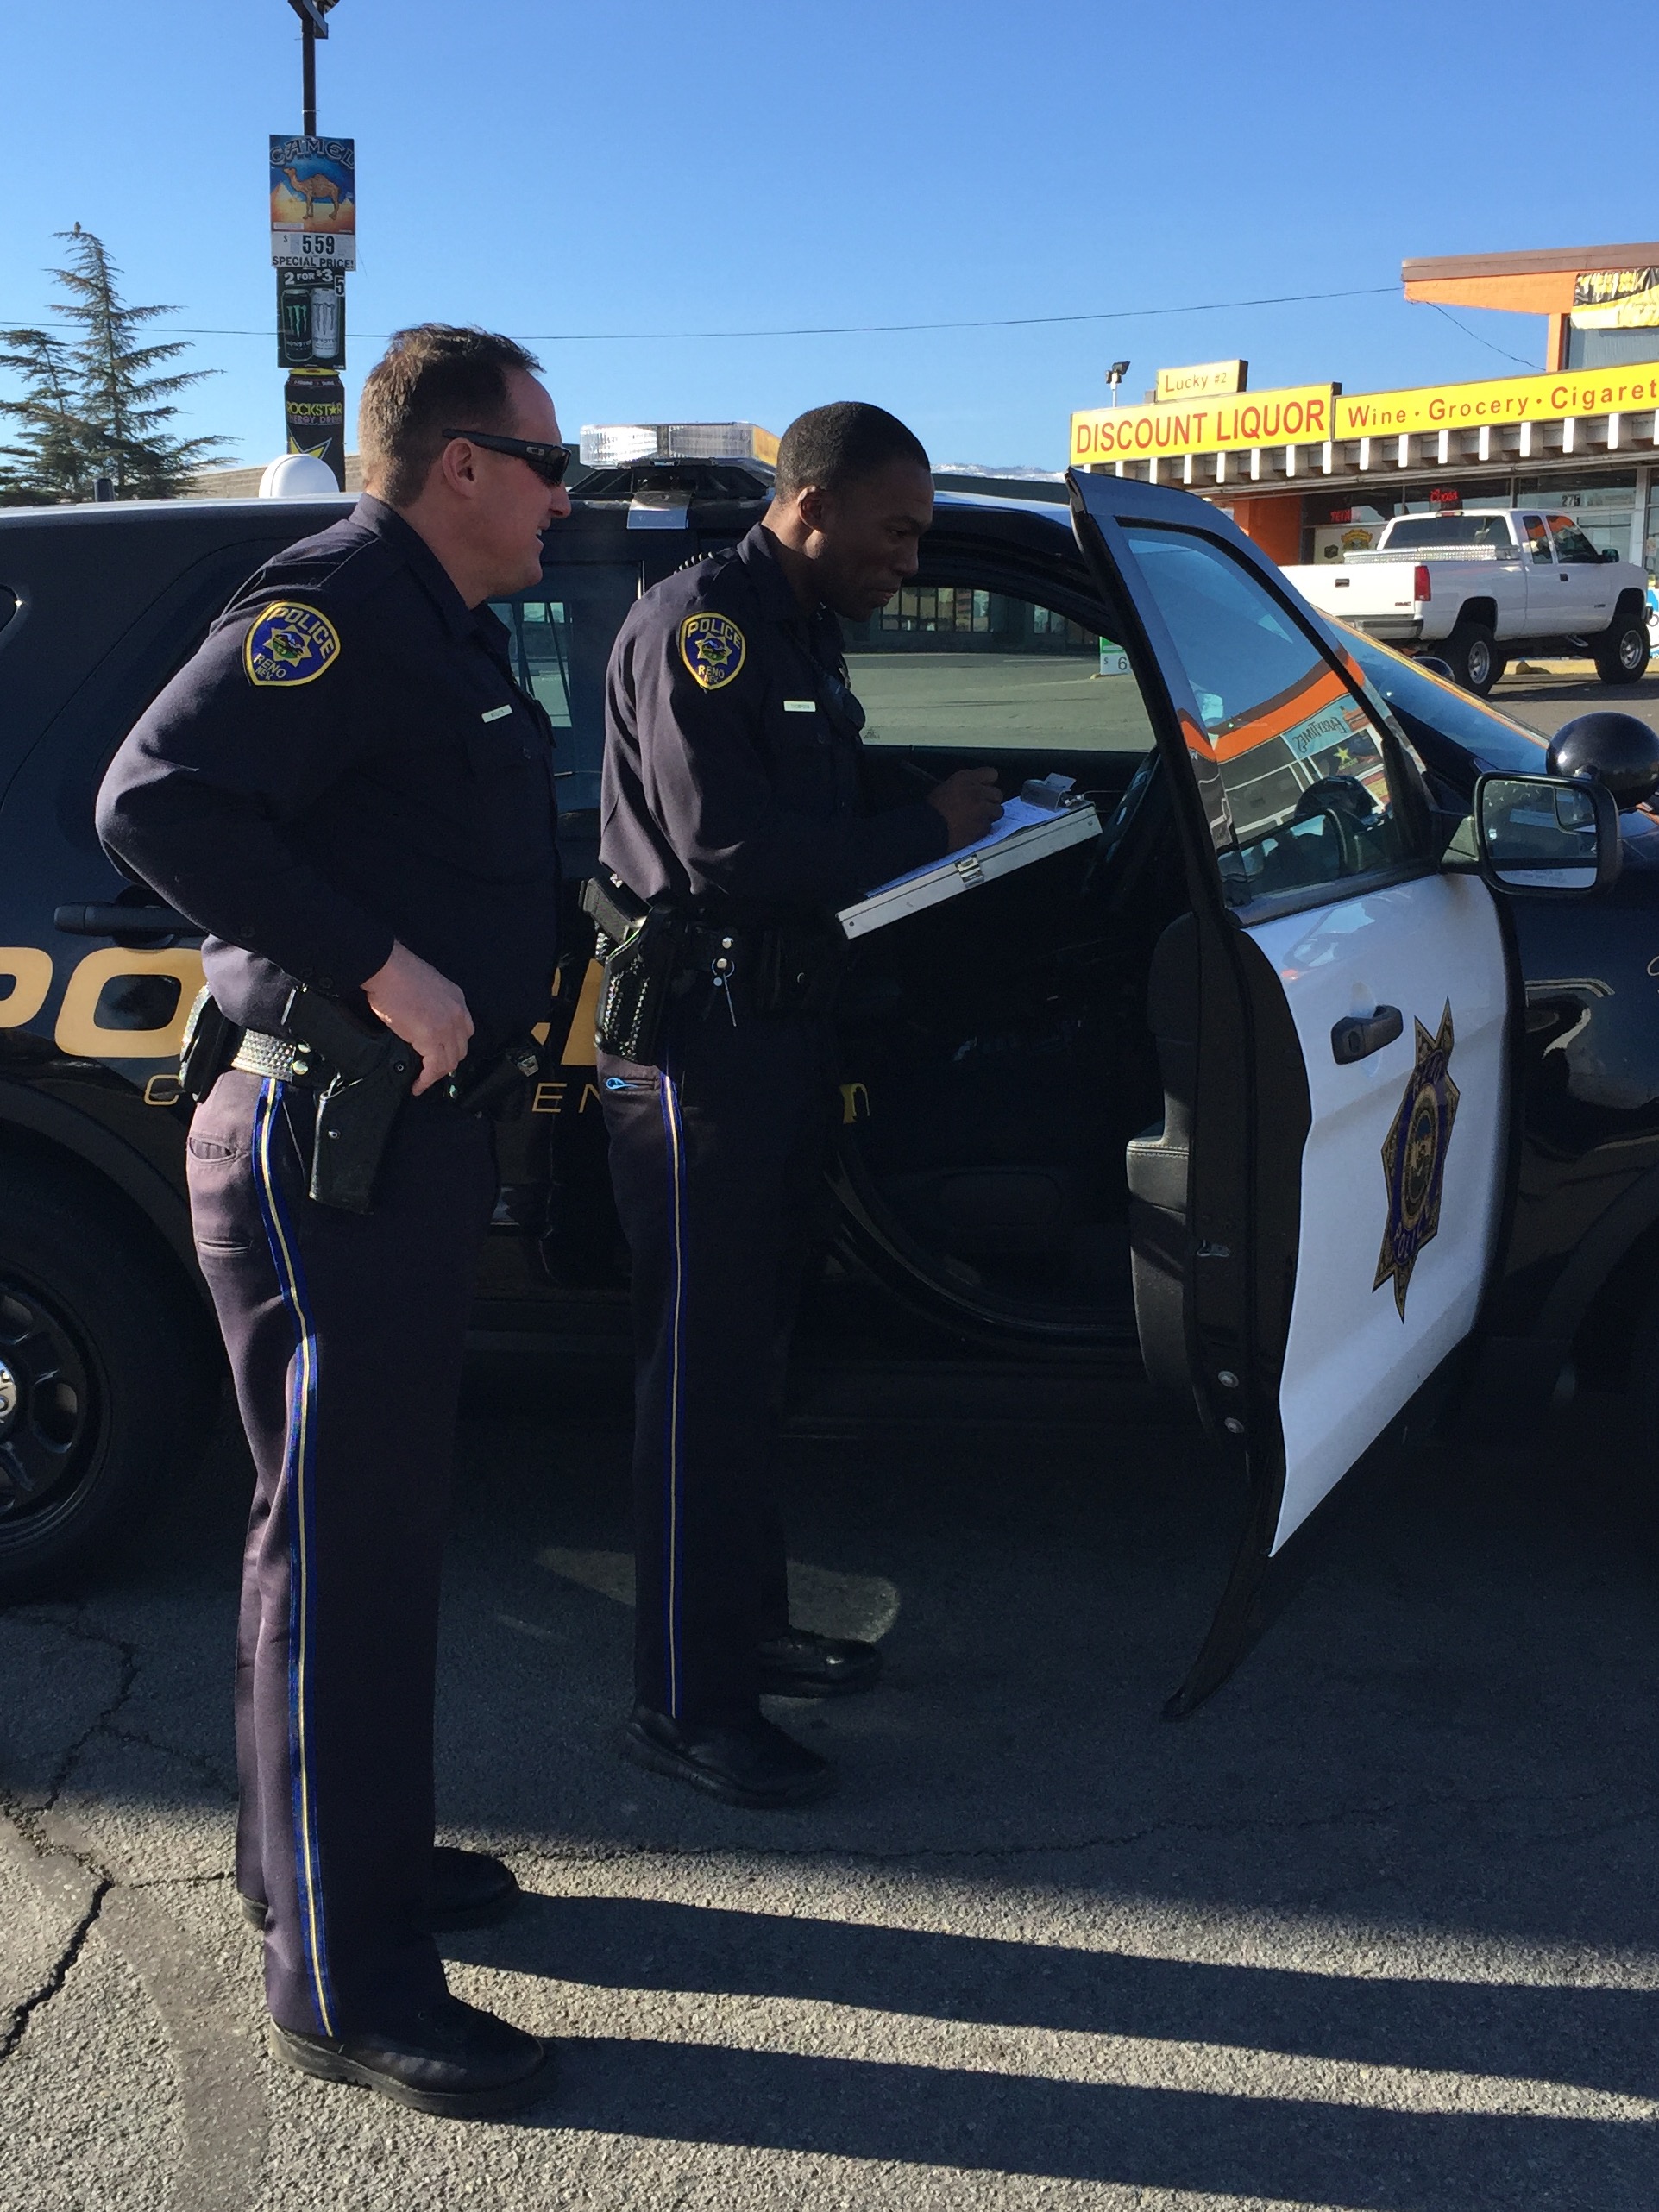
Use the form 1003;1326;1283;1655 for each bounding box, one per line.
1383;515;1515;550
1335;624;1551;779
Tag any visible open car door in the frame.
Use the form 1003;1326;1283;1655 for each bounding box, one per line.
1069;470;1514;1712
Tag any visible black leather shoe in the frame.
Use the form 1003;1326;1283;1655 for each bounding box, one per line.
625;1705;835;1808
241;1846;520;1933
271;1993;552;2118
757;1627;882;1698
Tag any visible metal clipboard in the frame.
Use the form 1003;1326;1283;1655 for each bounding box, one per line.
836;797;1101;941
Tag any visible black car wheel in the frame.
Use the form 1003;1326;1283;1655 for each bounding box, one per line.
0;1156;217;1600
1446;622;1504;696
1594;619;1651;687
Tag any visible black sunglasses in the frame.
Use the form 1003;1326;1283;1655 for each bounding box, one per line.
441;428;571;487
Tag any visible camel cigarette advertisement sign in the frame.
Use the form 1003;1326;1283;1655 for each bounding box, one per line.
270;135;355;269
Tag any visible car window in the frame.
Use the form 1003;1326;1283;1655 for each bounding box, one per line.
1385;515;1515;550
1123;525;1420;906
491;563;639;811
494;598;574;726
1338;626;1551;777
1523;514;1554;563
842;582;1157;757
1547;516;1605;564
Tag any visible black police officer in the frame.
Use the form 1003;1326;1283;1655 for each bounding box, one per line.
96;326;569;2116
598;403;1002;1807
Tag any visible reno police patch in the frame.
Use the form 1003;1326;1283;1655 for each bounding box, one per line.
242;602;342;688
678;612;745;692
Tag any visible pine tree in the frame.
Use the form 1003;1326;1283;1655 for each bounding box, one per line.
0;327;91;503
0;226;228;500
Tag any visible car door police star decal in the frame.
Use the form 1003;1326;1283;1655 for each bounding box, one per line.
1374;1002;1459;1319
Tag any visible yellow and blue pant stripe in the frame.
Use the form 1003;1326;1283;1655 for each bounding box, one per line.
657;1067;688;1719
250;1078;336;2037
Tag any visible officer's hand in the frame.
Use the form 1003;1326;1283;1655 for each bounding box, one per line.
361;941;474;1095
927;765;1004;851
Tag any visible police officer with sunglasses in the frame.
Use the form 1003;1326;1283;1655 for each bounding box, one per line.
97;325;570;2119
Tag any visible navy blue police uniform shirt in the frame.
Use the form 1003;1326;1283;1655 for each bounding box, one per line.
599;521;948;914
97;495;561;1057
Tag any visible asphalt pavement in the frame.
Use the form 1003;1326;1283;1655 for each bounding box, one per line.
3;1348;1658;2212
1491;663;1659;741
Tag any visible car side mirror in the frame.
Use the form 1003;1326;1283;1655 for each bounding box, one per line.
1473;772;1619;895
1602;546;1621;562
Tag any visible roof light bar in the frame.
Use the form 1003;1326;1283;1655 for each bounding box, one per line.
578;421;779;469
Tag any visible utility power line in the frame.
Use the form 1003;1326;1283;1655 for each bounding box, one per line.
0;282;1402;348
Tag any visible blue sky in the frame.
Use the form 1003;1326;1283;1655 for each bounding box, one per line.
4;0;1655;472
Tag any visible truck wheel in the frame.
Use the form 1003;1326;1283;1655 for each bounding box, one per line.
1447;623;1504;696
1594;619;1650;686
0;1158;217;1601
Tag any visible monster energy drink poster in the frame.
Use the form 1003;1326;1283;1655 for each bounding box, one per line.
284;372;347;488
277;267;346;372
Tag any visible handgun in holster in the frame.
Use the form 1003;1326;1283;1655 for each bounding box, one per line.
579;874;687;1064
283;985;418;1215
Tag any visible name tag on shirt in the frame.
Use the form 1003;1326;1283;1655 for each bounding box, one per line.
481;704;514;723
783;700;817;713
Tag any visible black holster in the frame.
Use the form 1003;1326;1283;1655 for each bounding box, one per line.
581;875;687;1063
284;987;418;1215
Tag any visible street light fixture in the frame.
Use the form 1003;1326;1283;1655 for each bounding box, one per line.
1107;361;1131;408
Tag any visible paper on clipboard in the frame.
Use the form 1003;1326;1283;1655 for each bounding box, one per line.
836;795;1101;940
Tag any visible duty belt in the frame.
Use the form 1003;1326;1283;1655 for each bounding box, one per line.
230;1028;333;1088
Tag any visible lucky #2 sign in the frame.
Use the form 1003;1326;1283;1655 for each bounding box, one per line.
270;135;355;270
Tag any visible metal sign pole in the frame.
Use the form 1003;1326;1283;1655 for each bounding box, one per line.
277;1;347;488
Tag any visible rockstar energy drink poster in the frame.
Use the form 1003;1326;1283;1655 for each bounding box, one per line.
284;372;347;489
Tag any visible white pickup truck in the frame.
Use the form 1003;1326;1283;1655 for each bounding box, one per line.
1282;508;1650;695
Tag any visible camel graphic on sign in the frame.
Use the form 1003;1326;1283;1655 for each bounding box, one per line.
280;166;345;222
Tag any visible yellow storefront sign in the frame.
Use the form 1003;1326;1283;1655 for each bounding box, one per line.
1335;362;1659;439
1071;384;1335;465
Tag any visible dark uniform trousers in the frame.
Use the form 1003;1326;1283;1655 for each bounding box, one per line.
187;1070;495;2034
599;985;839;1725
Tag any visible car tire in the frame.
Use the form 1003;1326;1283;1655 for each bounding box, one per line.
1446;622;1504;695
1594;618;1650;687
0;1156;217;1601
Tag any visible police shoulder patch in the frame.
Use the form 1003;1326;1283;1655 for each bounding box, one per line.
243;601;342;688
678;611;746;692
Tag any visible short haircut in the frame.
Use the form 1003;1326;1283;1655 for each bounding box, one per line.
774;402;930;500
358;324;543;507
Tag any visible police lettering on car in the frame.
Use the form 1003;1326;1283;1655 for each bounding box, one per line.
95;326;569;2119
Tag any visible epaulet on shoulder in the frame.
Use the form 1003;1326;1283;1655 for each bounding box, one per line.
231;528;403;618
673;544;756;618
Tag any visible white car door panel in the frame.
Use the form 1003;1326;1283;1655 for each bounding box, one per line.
1247;872;1508;1549
1067;471;1514;1588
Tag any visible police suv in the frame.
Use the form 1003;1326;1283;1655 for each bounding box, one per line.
4;424;1657;1709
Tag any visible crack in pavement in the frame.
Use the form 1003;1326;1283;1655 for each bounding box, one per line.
1;1611;269;2211
0;1842;110;2064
